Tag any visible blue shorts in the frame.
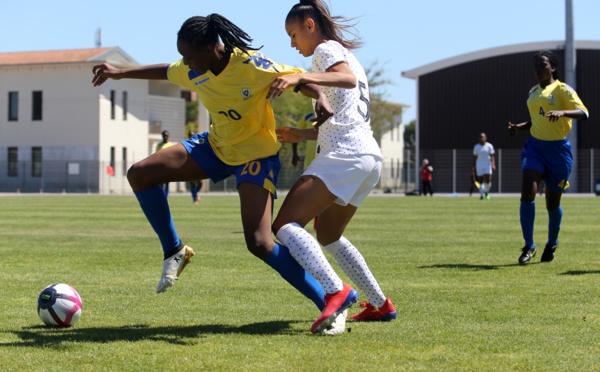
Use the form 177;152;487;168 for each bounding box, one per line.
521;136;572;192
182;132;281;196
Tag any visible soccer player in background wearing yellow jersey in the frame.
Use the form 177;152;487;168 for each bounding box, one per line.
508;50;588;264
269;0;396;333
92;14;335;317
291;112;317;169
186;130;204;204
155;130;176;197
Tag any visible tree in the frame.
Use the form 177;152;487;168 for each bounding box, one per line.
364;62;404;145
270;92;314;177
404;119;415;151
185;100;199;136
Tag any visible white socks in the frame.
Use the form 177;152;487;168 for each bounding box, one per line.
480;182;492;194
276;222;343;294
324;237;387;308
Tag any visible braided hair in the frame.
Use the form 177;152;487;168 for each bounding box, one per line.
285;0;363;50
534;50;559;80
177;14;261;55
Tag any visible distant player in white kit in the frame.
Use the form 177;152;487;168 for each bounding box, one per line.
472;133;496;200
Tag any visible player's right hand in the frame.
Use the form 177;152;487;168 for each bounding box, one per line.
276;127;303;144
507;122;518;136
92;63;121;87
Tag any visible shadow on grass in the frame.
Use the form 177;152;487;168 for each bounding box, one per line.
1;320;305;347
559;270;600;276
420;263;525;271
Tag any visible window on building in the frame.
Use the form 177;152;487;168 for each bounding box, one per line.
122;91;128;120
8;147;18;177
110;147;116;170
122;147;127;176
8;92;18;121
110;90;116;120
32;91;43;121
32;147;42;177
181;91;192;101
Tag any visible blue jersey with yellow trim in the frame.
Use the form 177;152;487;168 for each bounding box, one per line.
168;48;303;165
527;80;588;141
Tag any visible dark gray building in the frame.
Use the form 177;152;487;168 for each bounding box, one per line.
403;41;600;194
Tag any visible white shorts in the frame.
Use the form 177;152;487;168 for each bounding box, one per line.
476;164;492;177
303;153;382;207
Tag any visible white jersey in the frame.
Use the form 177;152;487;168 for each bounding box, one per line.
311;40;382;158
473;142;495;169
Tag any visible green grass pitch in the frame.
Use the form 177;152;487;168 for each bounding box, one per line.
0;194;599;370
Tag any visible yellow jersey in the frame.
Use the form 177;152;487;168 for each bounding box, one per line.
167;48;304;165
155;141;175;152
527;80;588;141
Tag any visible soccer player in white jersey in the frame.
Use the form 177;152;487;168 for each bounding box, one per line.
471;133;496;200
508;50;588;264
268;0;396;334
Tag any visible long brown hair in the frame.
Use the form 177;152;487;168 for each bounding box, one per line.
285;0;363;50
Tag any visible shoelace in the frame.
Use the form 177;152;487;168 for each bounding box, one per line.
358;300;378;312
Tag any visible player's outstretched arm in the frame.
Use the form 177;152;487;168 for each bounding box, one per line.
92;63;170;87
276;127;318;143
507;121;531;136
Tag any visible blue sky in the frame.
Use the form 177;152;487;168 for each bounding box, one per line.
2;0;598;122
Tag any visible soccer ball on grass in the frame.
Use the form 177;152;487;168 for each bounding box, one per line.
37;283;82;327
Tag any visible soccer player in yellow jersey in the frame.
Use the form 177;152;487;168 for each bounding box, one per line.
155;130;176;197
291;112;317;169
92;14;334;315
508;50;589;264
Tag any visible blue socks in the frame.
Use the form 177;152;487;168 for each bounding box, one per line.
191;186;199;202
133;186;181;255
265;243;325;310
520;200;536;248
547;205;563;247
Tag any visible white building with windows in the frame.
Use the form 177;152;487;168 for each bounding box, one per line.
378;102;408;192
0;47;207;194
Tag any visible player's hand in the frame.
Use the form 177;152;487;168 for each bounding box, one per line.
92;63;122;87
276;127;304;144
312;93;333;127
267;74;300;99
507;122;519;136
546;110;564;122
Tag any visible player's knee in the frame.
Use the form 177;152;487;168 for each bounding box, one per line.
244;235;272;259
316;230;342;247
520;193;536;203
126;163;143;189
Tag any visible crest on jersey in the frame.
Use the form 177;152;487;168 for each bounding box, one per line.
548;94;555;105
241;88;252;100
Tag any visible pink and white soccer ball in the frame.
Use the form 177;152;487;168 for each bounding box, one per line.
37;283;82;327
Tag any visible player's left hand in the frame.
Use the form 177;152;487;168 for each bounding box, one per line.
546;110;564;122
267;75;301;99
